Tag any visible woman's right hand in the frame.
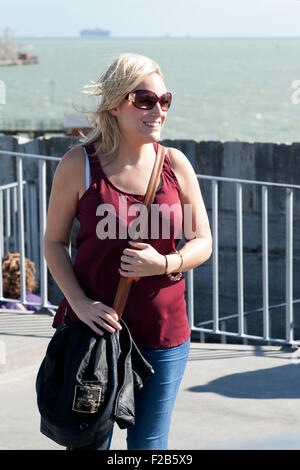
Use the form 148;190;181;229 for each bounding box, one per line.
71;297;122;336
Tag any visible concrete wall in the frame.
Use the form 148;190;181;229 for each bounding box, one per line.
1;135;300;343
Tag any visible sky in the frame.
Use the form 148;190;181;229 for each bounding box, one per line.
1;0;300;38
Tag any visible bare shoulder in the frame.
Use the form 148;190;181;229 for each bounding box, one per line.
45;146;86;244
54;146;86;196
167;146;196;174
166;147;198;190
57;145;86;174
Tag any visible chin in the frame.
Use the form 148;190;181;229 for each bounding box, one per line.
145;131;162;143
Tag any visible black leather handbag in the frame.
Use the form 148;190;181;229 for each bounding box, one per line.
36;144;165;449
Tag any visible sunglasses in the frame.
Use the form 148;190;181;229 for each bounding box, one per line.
126;89;172;111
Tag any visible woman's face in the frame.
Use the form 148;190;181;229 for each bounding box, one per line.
110;72;168;147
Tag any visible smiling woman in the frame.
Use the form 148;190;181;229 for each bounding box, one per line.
44;53;212;451
71;53;168;166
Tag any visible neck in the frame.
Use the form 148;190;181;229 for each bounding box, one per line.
114;138;156;166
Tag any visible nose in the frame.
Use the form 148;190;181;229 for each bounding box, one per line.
152;100;165;116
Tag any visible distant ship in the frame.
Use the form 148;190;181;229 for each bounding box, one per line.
0;28;38;66
80;28;110;38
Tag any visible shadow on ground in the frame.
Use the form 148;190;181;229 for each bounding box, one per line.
188;363;300;399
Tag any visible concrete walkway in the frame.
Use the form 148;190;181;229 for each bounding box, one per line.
1;312;300;450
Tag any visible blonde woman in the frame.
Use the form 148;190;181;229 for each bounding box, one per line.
44;53;212;450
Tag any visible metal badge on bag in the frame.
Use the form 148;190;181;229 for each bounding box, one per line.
72;385;102;413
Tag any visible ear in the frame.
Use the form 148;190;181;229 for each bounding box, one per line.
109;107;119;117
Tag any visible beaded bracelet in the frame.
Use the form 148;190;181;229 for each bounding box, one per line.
164;249;183;281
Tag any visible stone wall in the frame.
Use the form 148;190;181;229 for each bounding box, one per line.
1;135;300;342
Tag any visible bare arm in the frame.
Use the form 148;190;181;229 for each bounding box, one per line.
44;147;122;335
165;147;212;273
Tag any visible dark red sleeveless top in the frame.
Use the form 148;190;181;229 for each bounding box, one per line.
52;142;191;349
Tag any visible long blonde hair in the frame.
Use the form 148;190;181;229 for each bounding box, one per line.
71;53;164;166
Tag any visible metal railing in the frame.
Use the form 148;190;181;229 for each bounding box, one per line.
0;149;60;312
0;180;39;273
0;149;299;347
186;174;300;347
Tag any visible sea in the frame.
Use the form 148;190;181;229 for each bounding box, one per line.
0;37;299;143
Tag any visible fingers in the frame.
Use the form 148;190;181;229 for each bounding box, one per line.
110;312;120;322
87;317;120;336
120;254;137;263
95;312;122;334
120;261;133;271
82;300;122;335
88;321;105;336
123;242;147;255
119;267;137;277
128;241;148;249
120;254;141;276
120;255;138;271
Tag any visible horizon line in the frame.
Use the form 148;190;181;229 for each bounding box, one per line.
15;35;300;40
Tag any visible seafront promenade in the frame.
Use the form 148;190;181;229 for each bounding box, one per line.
1;312;300;450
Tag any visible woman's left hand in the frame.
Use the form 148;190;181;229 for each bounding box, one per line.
119;240;165;278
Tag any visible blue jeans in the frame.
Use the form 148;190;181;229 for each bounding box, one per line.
107;336;190;450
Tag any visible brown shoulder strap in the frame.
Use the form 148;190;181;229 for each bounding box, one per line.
113;144;165;320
